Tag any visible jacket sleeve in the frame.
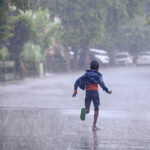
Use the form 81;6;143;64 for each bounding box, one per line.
74;75;86;92
98;75;109;93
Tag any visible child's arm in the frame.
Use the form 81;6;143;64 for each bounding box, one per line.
72;75;85;97
72;77;81;97
99;76;112;94
72;91;77;97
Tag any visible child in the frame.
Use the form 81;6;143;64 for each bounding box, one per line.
72;60;112;131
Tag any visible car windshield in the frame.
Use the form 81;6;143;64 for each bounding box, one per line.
138;52;150;56
90;52;107;56
97;53;107;56
116;54;128;58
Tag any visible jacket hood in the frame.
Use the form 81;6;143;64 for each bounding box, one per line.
86;70;102;76
85;70;102;84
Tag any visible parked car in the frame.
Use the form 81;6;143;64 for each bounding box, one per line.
114;52;133;65
136;51;150;66
89;49;110;66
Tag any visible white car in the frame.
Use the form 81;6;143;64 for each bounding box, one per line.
89;49;110;66
115;52;133;65
136;51;150;66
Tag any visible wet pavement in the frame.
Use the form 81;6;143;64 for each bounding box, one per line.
0;66;150;150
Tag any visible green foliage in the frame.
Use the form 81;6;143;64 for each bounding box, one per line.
49;0;105;48
122;16;150;53
46;51;66;72
31;0;49;11
32;9;50;48
10;0;31;12
33;9;49;36
94;0;147;55
6;14;34;78
1;0;150;73
0;47;10;61
0;0;31;42
52;53;65;72
0;6;13;41
22;42;42;76
31;9;61;51
8;14;34;58
21;9;63;73
126;0;145;19
22;43;42;62
49;0;146;50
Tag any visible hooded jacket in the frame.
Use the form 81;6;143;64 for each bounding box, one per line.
74;70;109;93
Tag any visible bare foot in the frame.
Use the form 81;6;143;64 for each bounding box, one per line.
92;126;100;131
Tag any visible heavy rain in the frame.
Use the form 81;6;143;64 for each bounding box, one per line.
0;0;150;150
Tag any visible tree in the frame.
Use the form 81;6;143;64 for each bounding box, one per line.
49;0;106;69
28;9;64;71
8;15;34;79
31;0;49;11
48;0;147;69
101;0;146;54
0;0;31;47
22;42;42;76
0;47;10;61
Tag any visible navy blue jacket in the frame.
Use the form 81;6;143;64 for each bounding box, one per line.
74;70;109;93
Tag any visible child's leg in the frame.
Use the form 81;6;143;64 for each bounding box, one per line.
92;107;100;131
85;108;90;114
92;94;100;131
80;94;91;121
85;94;92;114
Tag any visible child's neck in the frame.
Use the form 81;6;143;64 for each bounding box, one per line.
91;69;98;72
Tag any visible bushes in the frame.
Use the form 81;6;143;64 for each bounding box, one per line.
22;43;42;76
0;47;10;61
45;50;65;72
51;53;65;72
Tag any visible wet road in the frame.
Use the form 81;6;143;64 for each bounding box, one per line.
0;66;150;150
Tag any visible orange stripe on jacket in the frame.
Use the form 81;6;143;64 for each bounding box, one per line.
86;84;98;91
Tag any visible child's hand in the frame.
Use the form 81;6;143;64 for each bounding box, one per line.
108;90;112;94
72;92;77;97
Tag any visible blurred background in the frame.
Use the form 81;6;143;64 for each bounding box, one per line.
0;0;150;82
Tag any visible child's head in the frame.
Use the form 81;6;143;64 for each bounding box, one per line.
90;60;99;70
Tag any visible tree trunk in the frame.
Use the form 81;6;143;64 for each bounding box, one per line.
82;46;90;70
0;40;4;49
64;48;71;72
15;55;25;79
72;49;78;71
84;48;90;69
19;56;25;79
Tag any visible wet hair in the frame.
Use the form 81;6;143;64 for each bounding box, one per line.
90;60;99;70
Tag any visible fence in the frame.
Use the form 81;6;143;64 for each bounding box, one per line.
0;61;15;82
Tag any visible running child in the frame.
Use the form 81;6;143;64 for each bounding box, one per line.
72;60;112;131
